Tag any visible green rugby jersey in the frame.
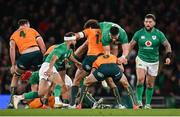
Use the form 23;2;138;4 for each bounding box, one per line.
99;22;128;46
132;27;166;62
45;42;72;69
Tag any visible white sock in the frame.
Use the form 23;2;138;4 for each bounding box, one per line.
55;97;62;104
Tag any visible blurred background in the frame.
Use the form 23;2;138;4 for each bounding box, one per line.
0;0;180;109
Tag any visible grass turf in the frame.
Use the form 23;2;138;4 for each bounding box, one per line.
0;109;180;116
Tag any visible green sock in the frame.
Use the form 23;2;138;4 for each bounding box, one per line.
24;92;38;99
63;99;69;104
83;93;96;107
111;87;122;105
127;86;139;105
79;85;88;104
54;85;62;97
70;86;79;106
136;84;144;102
145;87;154;105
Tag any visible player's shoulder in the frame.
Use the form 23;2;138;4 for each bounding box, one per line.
153;27;164;34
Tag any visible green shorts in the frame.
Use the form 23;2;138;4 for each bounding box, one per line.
82;55;98;72
17;51;43;71
29;71;39;85
93;63;122;81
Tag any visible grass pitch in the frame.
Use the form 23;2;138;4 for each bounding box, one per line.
0;109;180;116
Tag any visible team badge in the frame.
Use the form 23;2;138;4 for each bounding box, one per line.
152;36;156;40
141;36;145;39
145;41;152;47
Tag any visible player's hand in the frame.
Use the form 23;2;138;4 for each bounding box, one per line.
164;58;171;65
45;68;53;77
75;62;82;70
117;56;128;65
10;65;16;74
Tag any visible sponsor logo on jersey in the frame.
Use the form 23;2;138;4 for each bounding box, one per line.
97;72;104;78
152;35;157;40
145;41;152;47
141;36;145;39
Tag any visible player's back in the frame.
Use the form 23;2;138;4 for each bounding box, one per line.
10;27;39;53
83;28;104;55
93;54;117;68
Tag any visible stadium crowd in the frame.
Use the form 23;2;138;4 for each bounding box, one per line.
0;0;180;107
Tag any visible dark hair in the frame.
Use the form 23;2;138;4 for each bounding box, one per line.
64;32;75;37
110;26;119;36
83;19;99;29
145;14;156;21
18;19;29;26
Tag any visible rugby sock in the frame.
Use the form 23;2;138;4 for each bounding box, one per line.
54;85;62;103
127;86;139;105
54;85;62;97
63;99;69;104
24;92;38;99
79;85;88;104
145;87;154;105
9;87;17;104
86;93;96;103
136;84;144;102
84;93;96;106
70;86;79;106
111;87;122;105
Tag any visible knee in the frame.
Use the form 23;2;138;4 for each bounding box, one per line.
137;77;145;84
146;81;154;88
38;90;44;98
121;80;129;88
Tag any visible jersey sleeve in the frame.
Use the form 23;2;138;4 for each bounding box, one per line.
53;46;65;59
159;31;167;43
92;61;98;69
32;28;40;38
118;29;128;44
83;28;90;37
10;33;15;41
102;32;111;46
132;31;139;42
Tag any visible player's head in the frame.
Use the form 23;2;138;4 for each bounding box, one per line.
18;19;30;27
64;32;76;50
109;26;119;42
83;19;99;29
144;14;156;31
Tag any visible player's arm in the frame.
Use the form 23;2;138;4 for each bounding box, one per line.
75;31;86;40
121;43;130;58
162;40;172;65
103;45;111;55
10;40;16;66
69;53;82;69
74;40;88;58
129;39;137;52
36;36;46;54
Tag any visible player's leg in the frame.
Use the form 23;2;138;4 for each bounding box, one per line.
106;78;124;108
144;62;159;109
135;57;147;107
8;65;25;108
77;73;98;108
70;68;88;106
119;74;139;109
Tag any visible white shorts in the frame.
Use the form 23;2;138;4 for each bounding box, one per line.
39;62;58;85
65;74;72;87
135;56;159;76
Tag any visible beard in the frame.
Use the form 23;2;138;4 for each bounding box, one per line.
145;26;153;31
69;44;75;50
